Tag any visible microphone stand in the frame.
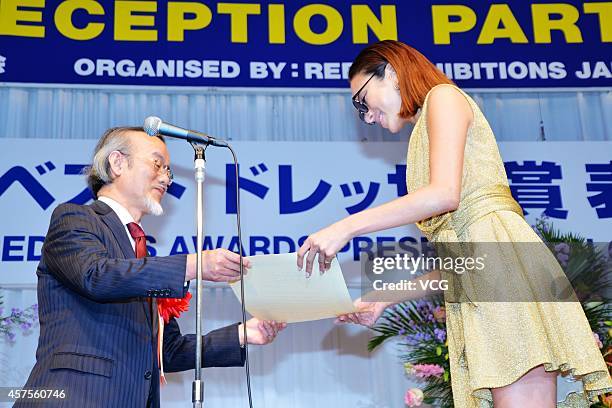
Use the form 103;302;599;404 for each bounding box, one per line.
190;141;206;408
143;117;232;407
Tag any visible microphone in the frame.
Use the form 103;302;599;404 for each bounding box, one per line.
143;116;228;147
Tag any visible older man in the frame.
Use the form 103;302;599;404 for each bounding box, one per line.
18;127;284;407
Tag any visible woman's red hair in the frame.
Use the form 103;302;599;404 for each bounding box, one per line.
349;40;453;118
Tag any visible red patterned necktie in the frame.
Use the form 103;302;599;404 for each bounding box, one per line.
126;222;147;259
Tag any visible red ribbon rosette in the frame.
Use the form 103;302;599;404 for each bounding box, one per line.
157;292;192;324
156;292;192;384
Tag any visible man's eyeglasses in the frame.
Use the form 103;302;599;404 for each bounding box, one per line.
151;158;174;186
118;151;174;186
351;71;378;125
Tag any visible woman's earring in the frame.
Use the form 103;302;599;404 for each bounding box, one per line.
394;82;400;90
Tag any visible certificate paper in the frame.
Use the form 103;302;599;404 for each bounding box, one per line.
230;253;357;323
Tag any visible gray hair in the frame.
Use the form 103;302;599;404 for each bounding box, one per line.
86;126;141;197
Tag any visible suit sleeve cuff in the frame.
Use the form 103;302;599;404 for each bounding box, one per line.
203;322;245;367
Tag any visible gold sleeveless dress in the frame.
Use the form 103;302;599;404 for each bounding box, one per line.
405;84;612;407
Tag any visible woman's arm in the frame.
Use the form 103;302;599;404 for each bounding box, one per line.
298;85;473;274
348;85;472;234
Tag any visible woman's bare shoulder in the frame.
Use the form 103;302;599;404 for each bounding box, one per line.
427;84;473;124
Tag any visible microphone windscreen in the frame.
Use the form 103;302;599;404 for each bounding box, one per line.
143;116;162;136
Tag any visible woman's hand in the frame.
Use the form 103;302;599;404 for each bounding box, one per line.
297;221;352;276
335;298;388;328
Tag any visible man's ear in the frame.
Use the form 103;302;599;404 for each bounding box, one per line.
107;151;125;178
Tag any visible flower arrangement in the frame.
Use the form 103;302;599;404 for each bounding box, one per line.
0;293;39;343
368;217;611;407
369;297;452;407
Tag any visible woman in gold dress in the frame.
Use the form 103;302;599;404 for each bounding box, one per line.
296;40;611;407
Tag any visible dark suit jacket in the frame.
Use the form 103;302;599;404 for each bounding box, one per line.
17;200;245;407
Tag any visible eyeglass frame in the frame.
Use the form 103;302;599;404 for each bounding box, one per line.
351;63;387;125
115;151;174;186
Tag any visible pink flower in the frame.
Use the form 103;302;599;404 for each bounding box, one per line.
404;388;424;407
433;306;446;322
593;332;603;349
412;363;445;378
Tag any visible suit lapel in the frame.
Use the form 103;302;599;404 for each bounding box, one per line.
91;200;154;328
91;200;136;260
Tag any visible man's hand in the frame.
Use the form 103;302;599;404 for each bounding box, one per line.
185;249;251;282
238;318;287;345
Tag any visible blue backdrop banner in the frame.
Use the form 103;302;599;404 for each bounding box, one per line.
0;0;610;88
1;139;611;285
